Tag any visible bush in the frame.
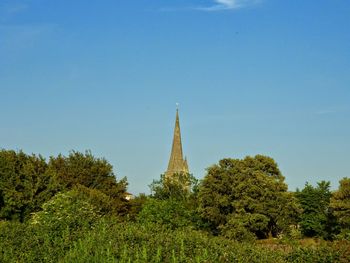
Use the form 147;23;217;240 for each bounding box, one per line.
31;190;100;235
285;246;338;263
2;218;349;262
63;219;285;263
136;198;198;229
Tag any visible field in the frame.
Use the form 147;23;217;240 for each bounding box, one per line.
1;218;350;263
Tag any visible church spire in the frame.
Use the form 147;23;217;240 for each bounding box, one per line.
165;108;189;177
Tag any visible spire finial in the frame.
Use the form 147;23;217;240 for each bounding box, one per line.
176;102;179;111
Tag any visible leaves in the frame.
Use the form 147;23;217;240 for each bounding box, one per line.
198;155;300;239
31;190;100;234
150;172;198;200
0;149;129;222
295;181;338;239
0;150;56;221
330;177;350;238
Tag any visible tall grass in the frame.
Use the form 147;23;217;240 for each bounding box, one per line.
1;218;349;262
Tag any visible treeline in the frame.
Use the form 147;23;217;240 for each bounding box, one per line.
0;149;350;262
0;150;129;223
146;155;350;241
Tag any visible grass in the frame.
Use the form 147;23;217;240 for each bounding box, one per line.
1;218;349;263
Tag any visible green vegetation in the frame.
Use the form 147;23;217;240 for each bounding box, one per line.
330;178;350;240
1;149;350;262
295;181;339;240
198;156;300;240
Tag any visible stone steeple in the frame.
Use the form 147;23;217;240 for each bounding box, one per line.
165;109;189;177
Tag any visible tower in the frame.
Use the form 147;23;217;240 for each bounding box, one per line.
165;108;189;177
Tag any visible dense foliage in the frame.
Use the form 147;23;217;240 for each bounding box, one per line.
0;150;128;223
330;178;350;240
48;151;128;200
198;155;300;240
141;172;202;229
1;217;350;263
1;149;350;262
295;181;338;240
149;172;199;200
0;150;56;222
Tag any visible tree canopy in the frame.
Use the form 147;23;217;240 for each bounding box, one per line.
330;177;350;239
2;148;350;262
0;150;56;221
0;149;128;222
295;181;338;239
149;172;198;200
198;155;300;240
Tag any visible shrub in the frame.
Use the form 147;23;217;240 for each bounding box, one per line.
63;219;286;263
137;198;197;229
31;191;100;235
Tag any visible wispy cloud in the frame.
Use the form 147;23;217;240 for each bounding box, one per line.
196;0;262;11
158;0;262;13
316;109;338;115
315;106;349;116
199;0;243;11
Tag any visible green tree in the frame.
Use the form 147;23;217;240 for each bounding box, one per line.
49;151;126;196
141;173;202;229
150;172;198;200
198;155;300;240
127;193;148;220
48;151;129;215
0;149;130;221
295;181;338;239
0;150;56;222
330;177;350;240
69;184;125;216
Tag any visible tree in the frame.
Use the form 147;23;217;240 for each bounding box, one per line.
140;173;202;229
0;149;130;221
149;172;198;200
330;177;350;240
198;155;300;240
49;151;126;196
0;150;56;222
69;184;125;216
295;181;338;239
127;193;148;220
48;151;129;215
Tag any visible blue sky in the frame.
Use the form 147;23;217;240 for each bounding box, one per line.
1;0;349;194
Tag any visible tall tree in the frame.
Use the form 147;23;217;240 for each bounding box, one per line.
295;181;338;239
49;151;121;193
0;149;129;221
48;151;129;215
330;177;350;239
0;150;56;222
198;155;300;240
